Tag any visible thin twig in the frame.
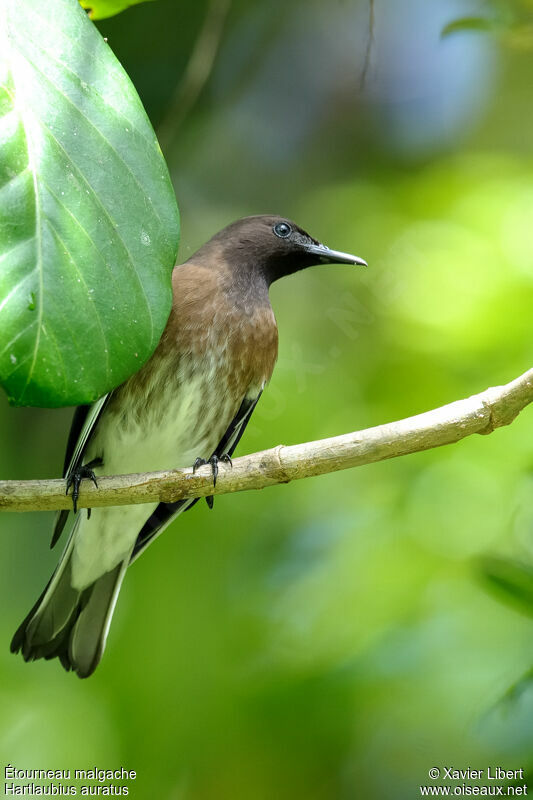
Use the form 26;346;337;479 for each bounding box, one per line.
157;0;231;149
1;368;532;513
360;0;375;90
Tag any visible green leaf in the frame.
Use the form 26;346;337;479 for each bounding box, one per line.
478;556;533;618
79;0;155;21
441;16;501;38
0;0;179;407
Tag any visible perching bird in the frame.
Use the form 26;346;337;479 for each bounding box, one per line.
11;215;366;678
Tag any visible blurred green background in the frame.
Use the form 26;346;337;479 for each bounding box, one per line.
2;0;533;797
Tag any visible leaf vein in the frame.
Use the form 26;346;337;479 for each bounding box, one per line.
0;236;35;266
45;216;111;381
36;115;155;343
0;319;38;359
17;40;165;239
0;267;38;314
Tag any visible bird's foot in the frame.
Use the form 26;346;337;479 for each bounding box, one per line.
66;457;103;516
193;454;232;509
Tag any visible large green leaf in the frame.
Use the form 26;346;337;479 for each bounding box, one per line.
79;0;155;21
0;0;179;407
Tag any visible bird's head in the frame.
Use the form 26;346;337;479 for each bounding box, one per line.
207;215;367;286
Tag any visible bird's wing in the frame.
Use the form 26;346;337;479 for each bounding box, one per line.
129;391;263;563
51;393;111;548
213;391;262;458
63;394;111;479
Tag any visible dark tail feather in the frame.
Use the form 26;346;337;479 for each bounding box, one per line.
68;563;126;677
11;536;127;678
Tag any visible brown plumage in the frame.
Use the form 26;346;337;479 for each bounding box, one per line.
11;215;366;677
112;261;278;427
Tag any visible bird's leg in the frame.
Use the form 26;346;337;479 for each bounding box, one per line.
66;457;103;516
193;454;233;509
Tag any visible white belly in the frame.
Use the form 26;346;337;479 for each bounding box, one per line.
70;361;247;590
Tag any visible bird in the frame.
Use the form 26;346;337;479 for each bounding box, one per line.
11;215;366;678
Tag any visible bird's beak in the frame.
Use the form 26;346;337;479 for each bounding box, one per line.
304;242;368;267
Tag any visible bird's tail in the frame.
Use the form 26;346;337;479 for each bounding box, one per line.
11;525;127;678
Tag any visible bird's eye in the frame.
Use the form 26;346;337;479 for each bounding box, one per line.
273;222;291;238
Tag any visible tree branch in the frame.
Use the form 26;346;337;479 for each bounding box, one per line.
1;368;532;513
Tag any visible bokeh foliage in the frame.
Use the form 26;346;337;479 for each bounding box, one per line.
1;0;533;798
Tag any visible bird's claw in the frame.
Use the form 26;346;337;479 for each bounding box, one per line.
65;457;103;515
193;453;233;509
